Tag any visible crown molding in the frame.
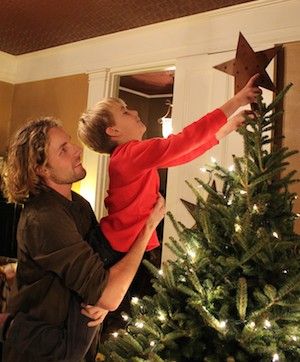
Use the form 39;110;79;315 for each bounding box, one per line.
1;0;299;84
0;51;17;84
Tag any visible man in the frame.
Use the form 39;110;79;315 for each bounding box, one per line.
1;118;165;361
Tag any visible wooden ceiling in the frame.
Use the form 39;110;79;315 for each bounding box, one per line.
120;71;175;96
0;0;255;56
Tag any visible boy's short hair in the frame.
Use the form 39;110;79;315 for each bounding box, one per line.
78;97;125;154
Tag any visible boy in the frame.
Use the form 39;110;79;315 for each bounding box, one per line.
78;74;261;263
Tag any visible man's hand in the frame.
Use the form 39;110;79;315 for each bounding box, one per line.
81;304;109;327
146;193;166;230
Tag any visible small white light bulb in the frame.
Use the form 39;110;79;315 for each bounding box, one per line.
272;353;279;362
131;296;139;304
272;232;279;239
122;314;129;321
235;224;242;232
112;332;118;338
219;320;227;329
264;319;271;328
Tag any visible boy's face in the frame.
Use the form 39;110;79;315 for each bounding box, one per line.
108;102;146;143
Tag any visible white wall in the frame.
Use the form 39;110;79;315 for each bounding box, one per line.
1;0;300;261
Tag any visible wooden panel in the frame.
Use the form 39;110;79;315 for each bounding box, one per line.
0;81;14;156
10;74;88;147
282;42;300;233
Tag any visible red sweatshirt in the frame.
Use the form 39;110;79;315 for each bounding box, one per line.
100;108;227;252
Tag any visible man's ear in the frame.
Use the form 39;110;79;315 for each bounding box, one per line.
36;165;49;178
106;126;120;137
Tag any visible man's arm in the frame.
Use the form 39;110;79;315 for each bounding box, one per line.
95;195;165;311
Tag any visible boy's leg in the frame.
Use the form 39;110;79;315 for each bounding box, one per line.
3;294;99;362
87;225;124;268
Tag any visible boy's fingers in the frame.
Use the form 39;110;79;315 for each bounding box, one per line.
247;73;260;86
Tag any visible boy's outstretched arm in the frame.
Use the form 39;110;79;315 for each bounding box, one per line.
216;110;253;140
220;74;261;118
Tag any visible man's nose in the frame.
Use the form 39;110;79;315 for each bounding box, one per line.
73;143;82;156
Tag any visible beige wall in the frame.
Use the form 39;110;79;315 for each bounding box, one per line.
0;81;14;156
10;74;88;147
282;41;300;232
1;74;88;192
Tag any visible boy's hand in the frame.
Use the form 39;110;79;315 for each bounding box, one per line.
81;304;109;327
216;110;254;140
235;74;262;106
220;74;262;118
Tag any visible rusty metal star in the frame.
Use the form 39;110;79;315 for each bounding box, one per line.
214;32;281;94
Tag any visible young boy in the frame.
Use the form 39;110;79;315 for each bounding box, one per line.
78;74;261;264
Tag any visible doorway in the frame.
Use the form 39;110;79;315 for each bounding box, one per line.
116;69;175;242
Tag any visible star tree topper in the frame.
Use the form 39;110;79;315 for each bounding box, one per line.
214;32;281;94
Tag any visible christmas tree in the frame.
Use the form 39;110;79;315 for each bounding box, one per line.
99;86;300;361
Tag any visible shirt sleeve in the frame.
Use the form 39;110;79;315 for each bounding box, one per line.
22;206;109;305
116;109;226;172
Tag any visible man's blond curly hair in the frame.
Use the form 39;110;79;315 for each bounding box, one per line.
3;117;59;203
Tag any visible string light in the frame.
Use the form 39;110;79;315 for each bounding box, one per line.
227;199;233;206
291;335;298;341
211;157;217;164
272;353;279;361
282;269;288;274
112;332;119;338
235;223;242;232
272;232;279;239
249;321;256;329
219;320;227;329
157;311;166;322
264;319;271;329
228;165;235;172
131;297;139;304
122;313;129;321
135;321;144;328
158;269;164;276
240;190;247;195
188;249;196;260
200;167;207;173
252;204;259;212
150;341;156;347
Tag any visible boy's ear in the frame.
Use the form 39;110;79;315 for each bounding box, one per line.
106;126;120;137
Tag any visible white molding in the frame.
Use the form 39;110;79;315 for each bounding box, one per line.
4;0;299;84
0;51;17;84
